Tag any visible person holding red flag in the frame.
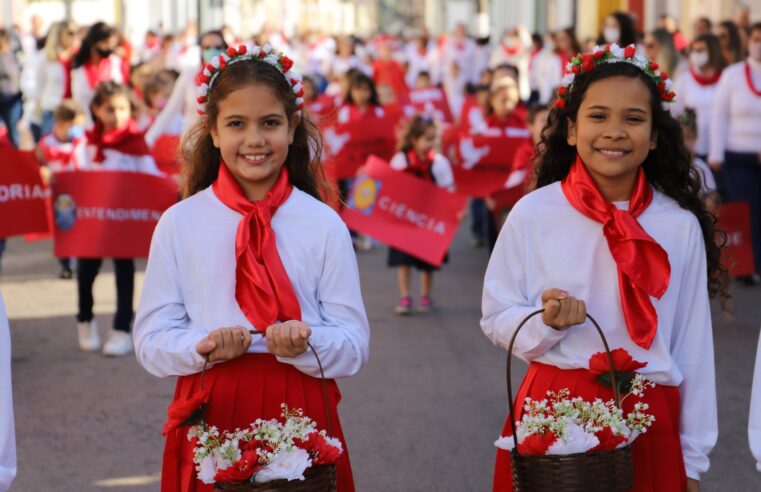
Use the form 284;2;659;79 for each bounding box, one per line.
482;45;724;491
74;81;159;357
133;43;369;491
387;116;454;315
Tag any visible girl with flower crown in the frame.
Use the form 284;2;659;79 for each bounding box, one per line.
133;43;370;491
481;44;727;492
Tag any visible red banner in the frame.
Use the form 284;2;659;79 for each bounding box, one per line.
452;132;529;197
52;171;177;258
402;87;454;123
340;156;467;266
0;148;50;238
717;202;756;277
323;116;396;180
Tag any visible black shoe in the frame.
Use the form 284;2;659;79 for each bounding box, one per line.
59;267;73;279
738;274;761;286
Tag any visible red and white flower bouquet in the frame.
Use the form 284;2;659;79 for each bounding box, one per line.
495;349;656;456
187;404;343;487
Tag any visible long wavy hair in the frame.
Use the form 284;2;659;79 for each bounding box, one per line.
533;61;729;306
182;57;333;202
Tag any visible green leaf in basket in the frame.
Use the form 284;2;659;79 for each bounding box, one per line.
595;371;636;395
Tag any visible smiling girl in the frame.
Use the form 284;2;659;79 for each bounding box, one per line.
481;44;726;492
133;44;369;491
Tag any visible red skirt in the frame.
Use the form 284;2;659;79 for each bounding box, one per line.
161;354;355;492
494;362;686;492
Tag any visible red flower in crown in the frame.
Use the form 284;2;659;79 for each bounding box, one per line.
624;45;636;58
581;54;594;72
588;348;647;377
649;61;659;70
553;98;566;109
279;55;294;73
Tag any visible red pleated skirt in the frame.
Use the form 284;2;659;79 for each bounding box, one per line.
161;354;355;492
494;362;686;492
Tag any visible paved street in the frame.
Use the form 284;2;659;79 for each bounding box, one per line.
2;224;760;491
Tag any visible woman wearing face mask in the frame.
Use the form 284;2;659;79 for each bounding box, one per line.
145;30;227;144
598;12;639;50
672;34;725;161
71;22;128;126
709;23;761;285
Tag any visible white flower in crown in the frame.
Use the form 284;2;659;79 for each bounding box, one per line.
561;72;575;86
609;43;625;58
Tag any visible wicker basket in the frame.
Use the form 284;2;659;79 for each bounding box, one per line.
214;464;336;491
197;330;337;492
505;310;634;492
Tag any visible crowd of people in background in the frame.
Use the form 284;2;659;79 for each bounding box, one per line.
0;8;760;351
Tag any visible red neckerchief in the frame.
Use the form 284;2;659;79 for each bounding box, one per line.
85;119;151;163
58;55;73;98
486;112;525;129
82;56;113;89
689;67;721;86
502;43;522;57
405;150;435;180
211;164;301;329
560;156;671;350
745;61;761;97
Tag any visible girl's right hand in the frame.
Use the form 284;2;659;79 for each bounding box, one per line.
541;289;587;331
196;326;252;362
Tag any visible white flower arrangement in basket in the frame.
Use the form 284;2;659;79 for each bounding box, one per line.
188;404;343;486
496;349;656;456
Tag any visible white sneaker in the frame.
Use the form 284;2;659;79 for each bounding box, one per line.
102;330;133;357
77;320;101;352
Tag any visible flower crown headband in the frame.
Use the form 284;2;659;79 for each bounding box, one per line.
195;43;304;116
553;43;676;111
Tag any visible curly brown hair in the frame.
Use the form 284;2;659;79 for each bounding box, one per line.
182;58;334;202
533;61;729;306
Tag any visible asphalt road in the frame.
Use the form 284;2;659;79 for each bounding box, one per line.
2;223;760;491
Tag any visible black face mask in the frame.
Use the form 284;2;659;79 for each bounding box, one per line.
96;47;113;58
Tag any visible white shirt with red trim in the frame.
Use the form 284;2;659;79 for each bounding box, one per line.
481;182;717;480
672;70;719;157
38;133;83;172
133;187;370;380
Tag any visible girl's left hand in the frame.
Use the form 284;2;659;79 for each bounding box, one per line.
686;478;700;492
266;321;311;358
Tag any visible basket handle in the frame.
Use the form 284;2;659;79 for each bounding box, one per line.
506;309;621;456
198;329;333;436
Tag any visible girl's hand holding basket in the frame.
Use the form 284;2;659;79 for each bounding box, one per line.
541;288;587;330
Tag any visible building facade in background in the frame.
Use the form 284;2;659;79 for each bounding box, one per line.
1;0;759;47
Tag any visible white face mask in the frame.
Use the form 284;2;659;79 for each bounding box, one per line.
690;51;709;69
749;41;761;62
604;27;620;43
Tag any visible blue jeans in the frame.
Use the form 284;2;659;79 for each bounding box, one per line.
724;151;761;273
0;93;23;148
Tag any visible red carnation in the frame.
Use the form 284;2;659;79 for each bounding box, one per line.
297;432;343;465
162;387;211;435
205;63;214;73
258;50;266;59
581;54;594;72
227;47;238;57
214;451;261;484
557;86;567;96
657;82;666;92
660;71;669;80
649;61;659;70
280;55;294;73
553;98;566;109
198;73;210;84
662;92;676;101
624;45;636;58
520;432;558;456
590;427;628;452
588;348;647;377
197;96;206;104
296;88;305;97
237;45;247;55
218;55;227;68
593;50;604;59
572;65;580;74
